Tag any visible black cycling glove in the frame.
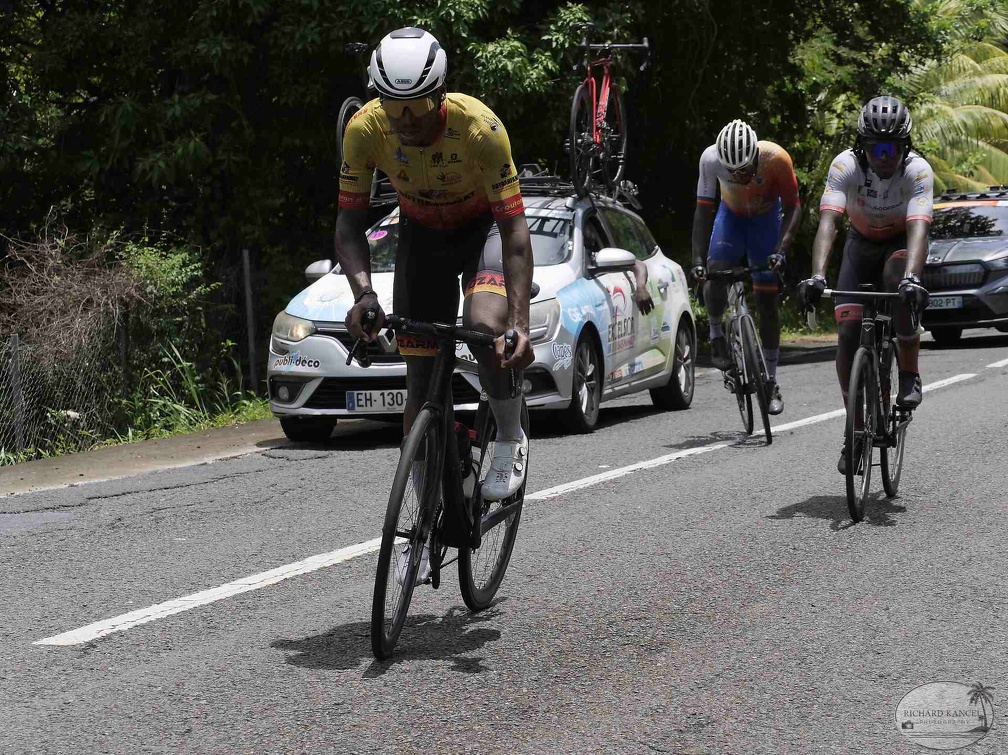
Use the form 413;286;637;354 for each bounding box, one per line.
797;275;827;308
898;273;930;311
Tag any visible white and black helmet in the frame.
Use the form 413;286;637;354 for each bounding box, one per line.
716;119;758;170
857;95;913;139
369;28;447;100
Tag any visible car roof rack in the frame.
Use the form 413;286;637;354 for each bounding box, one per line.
938;186;1008;201
517;162;645;210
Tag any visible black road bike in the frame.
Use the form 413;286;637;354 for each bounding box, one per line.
348;310;528;660
808;285;915;522
704;266;775;444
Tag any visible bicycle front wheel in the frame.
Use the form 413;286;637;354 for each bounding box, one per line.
845;347;876;522
880;337;907;497
568;83;595;198
371;407;441;660
731;324;753;435
740;315;772;445
458;398;529;611
337;96;364;164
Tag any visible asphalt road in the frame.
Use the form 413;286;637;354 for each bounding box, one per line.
3;332;1007;755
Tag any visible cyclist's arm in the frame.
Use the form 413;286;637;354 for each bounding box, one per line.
692;146;719;266
775;150;802;256
904;161;934;277
810;209;842;278
904;219;930;278
497;212;534;335
334;208;373;297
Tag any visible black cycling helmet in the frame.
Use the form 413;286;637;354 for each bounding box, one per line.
857;95;913;139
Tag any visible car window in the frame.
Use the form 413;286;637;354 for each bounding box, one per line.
931;205;1008;239
581;213;611;259
600;207;651;260
632;218;659;258
525;212;573;265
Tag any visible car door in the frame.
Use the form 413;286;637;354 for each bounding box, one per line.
630;216;678;377
599;207;670;381
581;210;635;389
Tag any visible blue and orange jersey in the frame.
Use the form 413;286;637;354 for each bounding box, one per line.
338;93;525;231
696;140;800;217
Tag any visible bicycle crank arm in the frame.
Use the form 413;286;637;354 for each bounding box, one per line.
480;497;523;535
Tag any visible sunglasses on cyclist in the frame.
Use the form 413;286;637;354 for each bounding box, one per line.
866;140;904;160
380;96;439;119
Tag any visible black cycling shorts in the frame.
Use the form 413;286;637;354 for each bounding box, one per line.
834;228;907;317
393;212;505;356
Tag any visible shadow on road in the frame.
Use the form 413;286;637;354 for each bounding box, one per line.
921;332;1008;351
271;604;504;677
767;493;906;530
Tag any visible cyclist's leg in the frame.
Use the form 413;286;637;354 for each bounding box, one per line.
461;218;527;500
746;202;783;381
705;202;746;340
393;215;460;435
882;247;923;405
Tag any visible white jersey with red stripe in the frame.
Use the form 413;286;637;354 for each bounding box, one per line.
819;149;934;240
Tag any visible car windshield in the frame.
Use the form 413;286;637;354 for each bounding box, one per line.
930;204;1008;239
361;210;573;271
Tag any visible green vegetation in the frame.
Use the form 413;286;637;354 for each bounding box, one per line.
1;0;1006;459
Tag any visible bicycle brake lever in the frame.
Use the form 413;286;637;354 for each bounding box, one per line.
503;329;520;398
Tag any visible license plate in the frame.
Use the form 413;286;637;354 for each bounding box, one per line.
929;295;963;310
345;389;407;412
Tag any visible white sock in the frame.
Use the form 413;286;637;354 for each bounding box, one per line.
488;396;523;442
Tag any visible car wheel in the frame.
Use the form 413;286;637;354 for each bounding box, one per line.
562;334;602;433
280;417;337;443
650;320;695;411
930;327;963;347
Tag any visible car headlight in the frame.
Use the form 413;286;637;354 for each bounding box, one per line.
529;298;561;344
986;252;1008;271
272;311;316;343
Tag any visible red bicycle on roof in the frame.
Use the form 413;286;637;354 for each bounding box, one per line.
567;21;650;198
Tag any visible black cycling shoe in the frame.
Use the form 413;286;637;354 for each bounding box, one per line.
896;371;923;409
767;380;783;415
710;336;732;370
837;435;866;475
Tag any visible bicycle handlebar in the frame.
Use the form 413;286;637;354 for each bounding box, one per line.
704;264;777;282
802;289;920;331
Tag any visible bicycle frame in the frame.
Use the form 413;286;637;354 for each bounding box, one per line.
576;33;648;147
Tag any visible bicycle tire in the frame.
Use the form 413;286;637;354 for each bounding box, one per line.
371;407;441;659
337;96;364;165
458;399;529;611
845;347;876;522
880;337;906;497
730;322;753;435
740;315;772;445
569;83;594;198
602;86;628;195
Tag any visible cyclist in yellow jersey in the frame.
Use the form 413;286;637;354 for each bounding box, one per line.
336;28;534;506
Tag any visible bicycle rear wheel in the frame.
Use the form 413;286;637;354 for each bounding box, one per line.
880;337;907;497
568;83;595;198
458;398;529;611
601;86;627;195
730;323;753;435
741;315;772;445
371;407;441;660
337;96;364;164
845;347;876;522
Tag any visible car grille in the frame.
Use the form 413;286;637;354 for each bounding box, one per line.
923;263;986;291
303;374;482;409
314;326;403;364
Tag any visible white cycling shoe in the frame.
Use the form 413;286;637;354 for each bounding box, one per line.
481;431;529;501
395;541;430;586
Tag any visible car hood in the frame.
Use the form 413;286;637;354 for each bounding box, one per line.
285;265;570;324
927;237;1008;263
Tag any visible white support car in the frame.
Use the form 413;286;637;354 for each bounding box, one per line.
268;189;696;441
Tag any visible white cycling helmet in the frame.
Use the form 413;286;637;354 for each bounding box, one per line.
369;28;447;100
716;119;758;170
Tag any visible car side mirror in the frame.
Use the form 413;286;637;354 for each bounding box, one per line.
589;247;637;275
305;259;333;283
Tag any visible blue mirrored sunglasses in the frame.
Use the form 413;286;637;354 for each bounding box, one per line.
867;141;902;160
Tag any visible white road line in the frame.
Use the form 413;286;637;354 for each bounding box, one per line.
33;371;982;647
986;356;1008;369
